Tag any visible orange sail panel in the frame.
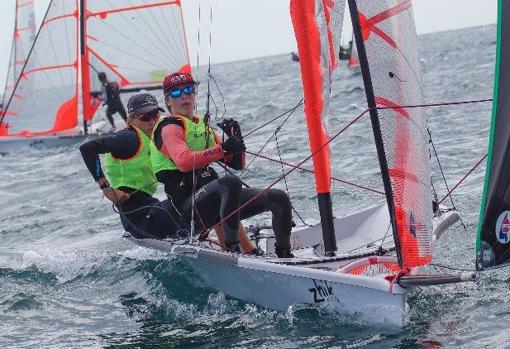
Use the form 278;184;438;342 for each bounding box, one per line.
290;0;346;194
350;0;432;268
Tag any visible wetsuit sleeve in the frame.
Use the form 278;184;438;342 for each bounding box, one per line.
160;124;224;172
79;129;140;181
213;132;245;171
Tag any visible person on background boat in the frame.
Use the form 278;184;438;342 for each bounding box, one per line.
150;71;294;257
98;72;128;132
79;93;181;239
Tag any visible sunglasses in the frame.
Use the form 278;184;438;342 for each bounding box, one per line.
137;109;160;122
167;85;195;98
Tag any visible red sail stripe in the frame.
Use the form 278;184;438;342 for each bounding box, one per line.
88;1;180;19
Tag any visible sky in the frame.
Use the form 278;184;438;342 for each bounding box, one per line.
0;0;497;95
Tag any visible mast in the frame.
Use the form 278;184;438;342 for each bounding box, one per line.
348;0;401;264
80;0;91;135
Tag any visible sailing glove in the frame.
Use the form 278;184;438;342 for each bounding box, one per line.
217;118;242;138
221;136;246;154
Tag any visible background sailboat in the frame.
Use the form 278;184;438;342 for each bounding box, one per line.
0;0;190;153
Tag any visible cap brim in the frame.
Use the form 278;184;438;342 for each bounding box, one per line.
135;105;165;114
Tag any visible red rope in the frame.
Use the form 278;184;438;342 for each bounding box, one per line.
438;154;487;205
245;151;385;195
198;109;371;238
198;97;493;238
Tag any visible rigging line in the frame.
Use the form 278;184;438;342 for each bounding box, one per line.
244;99;303;138
245;150;385;195
429;263;478;273
45;16;67;89
96;1;176;66
198;108;372;239
428;128;468;231
62;1;72;75
195;1;201;74
91;25;170;69
375;98;493;111
203;0;213;127
275;132;313;228
128;0;176;58
438;154;487;205
240;102;297;176
102;0;177;64
209;73;226;119
189;156;198;245
109;180;184;240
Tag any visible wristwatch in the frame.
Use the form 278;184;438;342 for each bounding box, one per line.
99;180;110;190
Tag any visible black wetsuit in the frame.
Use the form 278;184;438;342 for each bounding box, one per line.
79;128;181;239
101;81;127;126
180;175;293;252
153;120;293;251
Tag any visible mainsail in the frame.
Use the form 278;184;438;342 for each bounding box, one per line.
476;0;510;270
82;0;190;122
1;0;190;137
290;0;346;255
349;0;432;269
0;0;36;127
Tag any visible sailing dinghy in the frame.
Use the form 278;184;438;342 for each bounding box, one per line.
117;0;479;328
0;0;190;154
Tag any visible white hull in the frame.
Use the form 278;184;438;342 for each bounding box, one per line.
125;204;459;328
129;238;407;327
0;127;112;154
0;133;88;154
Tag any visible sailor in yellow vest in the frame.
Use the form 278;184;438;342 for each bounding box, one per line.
80;93;181;239
150;72;294;257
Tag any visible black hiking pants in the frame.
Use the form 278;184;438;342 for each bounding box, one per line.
181;175;292;250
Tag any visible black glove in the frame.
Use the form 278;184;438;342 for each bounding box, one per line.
217;118;242;138
221;136;246;154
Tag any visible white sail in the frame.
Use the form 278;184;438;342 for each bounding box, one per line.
1;0;37;118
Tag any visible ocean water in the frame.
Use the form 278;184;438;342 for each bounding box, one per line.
0;24;506;348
